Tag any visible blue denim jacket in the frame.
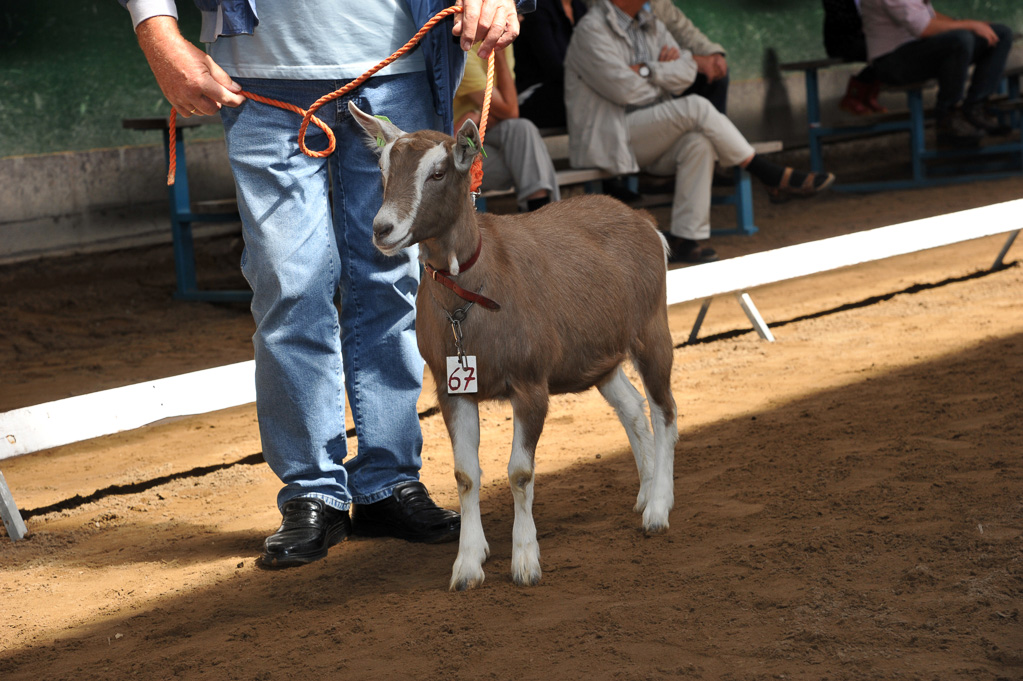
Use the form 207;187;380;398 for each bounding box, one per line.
191;0;258;36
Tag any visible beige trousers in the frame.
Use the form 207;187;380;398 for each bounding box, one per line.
627;95;754;240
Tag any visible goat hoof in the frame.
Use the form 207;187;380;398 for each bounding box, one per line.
450;574;485;591
449;565;486;592
642;507;670;535
643;522;669;536
512;568;542;587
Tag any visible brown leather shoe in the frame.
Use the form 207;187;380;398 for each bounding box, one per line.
351;481;460;544
260;497;351;568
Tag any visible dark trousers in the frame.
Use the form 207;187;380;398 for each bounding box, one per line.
871;24;1013;117
682;72;729;115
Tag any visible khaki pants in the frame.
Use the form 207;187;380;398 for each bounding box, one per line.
627;95;754;240
480;118;561;208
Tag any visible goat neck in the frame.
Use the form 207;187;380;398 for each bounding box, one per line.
421;210;500;312
418;197;481;278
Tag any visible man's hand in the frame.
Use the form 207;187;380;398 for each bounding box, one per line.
925;16;999;46
136;16;245;117
965;20;999;45
693;53;728;82
453;0;520;59
658;46;680;62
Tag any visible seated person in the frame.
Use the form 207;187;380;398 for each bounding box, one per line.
565;0;835;264
515;0;589;130
859;0;1013;147
822;0;887;115
648;0;729;114
454;43;560;212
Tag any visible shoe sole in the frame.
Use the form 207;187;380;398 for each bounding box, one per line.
258;526;350;569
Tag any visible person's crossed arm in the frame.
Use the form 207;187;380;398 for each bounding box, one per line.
923;9;1000;45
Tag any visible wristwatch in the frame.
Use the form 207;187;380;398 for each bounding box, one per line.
638;63;651;78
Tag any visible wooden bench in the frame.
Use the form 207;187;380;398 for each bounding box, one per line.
125;117;779;301
123;115;250;303
476;129;780;236
780;58;1023;192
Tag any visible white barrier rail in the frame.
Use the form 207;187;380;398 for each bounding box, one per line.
1;361;256;462
1;199;1019;539
667;199;1021;342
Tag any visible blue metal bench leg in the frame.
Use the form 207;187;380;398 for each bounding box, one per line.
907;89;927;184
474;195;488;212
0;471;27;542
162;129;200;299
805;67;825;174
733;167;757;235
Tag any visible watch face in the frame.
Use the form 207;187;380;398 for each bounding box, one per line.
639;65;650;77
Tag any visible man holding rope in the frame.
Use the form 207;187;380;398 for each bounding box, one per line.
119;0;531;568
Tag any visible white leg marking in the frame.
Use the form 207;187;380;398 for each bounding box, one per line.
642;385;678;534
598;366;655;513
508;417;541;587
446;397;489;591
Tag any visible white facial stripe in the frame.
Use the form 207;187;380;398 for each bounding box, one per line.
379;140;395;180
376;142;448;247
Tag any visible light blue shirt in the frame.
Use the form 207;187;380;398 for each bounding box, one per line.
207;0;426;79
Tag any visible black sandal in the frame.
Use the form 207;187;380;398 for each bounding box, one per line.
766;168;835;204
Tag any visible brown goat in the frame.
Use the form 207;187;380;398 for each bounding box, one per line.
351;102;678;590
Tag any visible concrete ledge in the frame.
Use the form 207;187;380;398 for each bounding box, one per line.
1;139;237;264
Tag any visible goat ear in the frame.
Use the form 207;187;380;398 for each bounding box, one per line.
348;101;405;151
453;118;482;174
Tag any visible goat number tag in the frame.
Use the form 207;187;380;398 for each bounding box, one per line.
446;356;478;394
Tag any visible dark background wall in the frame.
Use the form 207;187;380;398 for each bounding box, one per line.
1;1;1021;158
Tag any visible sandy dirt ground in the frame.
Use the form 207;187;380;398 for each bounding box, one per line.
1;146;1021;680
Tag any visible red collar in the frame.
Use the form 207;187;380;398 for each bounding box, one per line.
423;234;501;311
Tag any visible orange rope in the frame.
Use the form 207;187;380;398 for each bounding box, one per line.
469;52;495;193
166;5;494;194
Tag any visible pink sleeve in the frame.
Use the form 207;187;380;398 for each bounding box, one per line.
882;0;936;38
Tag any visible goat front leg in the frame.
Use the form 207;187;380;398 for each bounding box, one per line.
443;395;489;591
508;386;549;586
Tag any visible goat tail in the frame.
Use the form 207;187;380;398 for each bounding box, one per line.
638;210;670;267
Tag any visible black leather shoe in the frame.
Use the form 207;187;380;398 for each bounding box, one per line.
667;236;718;264
963;102;1013;137
260;497;351;568
936;110;983;149
351;481;460;544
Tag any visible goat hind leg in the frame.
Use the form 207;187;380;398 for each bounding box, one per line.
634;326;679;534
508;387;548;586
642;383;678;534
444;396;490;591
597;365;656;514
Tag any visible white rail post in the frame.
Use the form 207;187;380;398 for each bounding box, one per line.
734;292;776;342
0;471;27;541
993;229;1019;270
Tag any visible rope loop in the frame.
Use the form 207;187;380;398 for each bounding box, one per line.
165;4;494;197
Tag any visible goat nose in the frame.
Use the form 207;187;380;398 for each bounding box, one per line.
373;219;394;241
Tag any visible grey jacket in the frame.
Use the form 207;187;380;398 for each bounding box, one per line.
564;0;697;173
649;0;726;57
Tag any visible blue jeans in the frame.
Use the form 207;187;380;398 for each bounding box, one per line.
219;72;437;511
872;24;1013;117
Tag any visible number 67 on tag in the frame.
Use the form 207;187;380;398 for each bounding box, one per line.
446;356;478;394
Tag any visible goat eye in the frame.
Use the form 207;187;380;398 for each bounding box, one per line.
430;169;445;181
